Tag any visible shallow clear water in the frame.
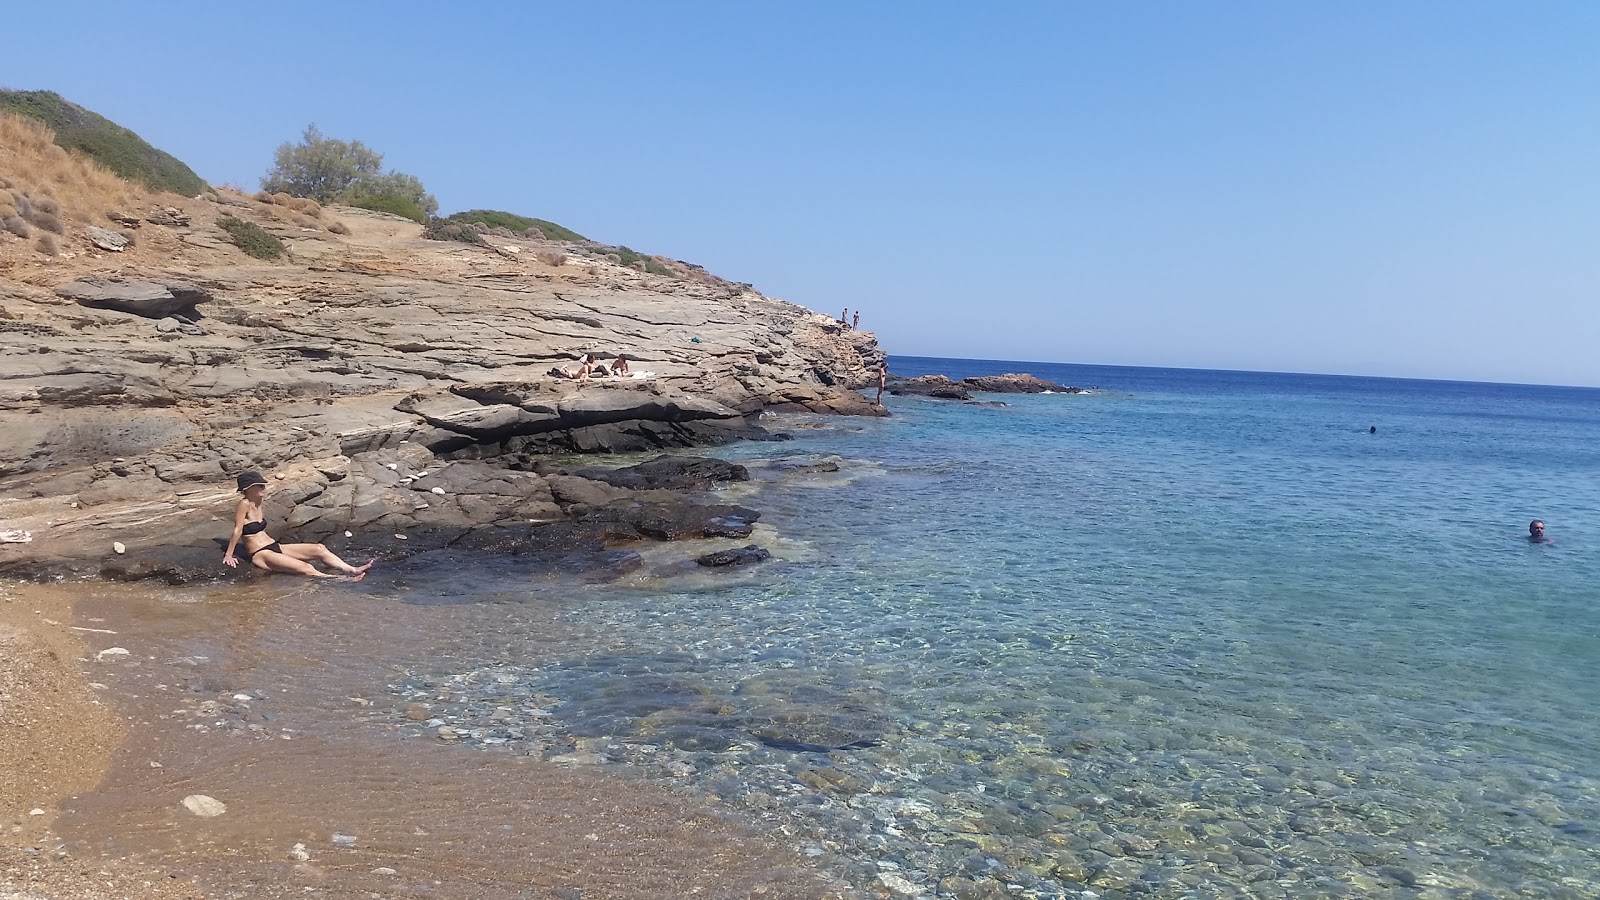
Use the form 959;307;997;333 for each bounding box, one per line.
384;359;1600;898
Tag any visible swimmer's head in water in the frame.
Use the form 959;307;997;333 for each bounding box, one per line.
1530;520;1546;537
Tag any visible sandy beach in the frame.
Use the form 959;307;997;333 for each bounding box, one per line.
0;582;203;899
0;578;846;900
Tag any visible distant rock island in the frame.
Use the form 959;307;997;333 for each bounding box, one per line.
888;373;1085;401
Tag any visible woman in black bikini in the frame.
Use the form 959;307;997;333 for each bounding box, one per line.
223;472;373;580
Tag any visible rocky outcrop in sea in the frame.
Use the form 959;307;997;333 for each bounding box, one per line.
888;372;1084;401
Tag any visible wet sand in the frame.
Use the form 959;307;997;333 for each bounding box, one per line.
1;578;847;899
0;581;203;899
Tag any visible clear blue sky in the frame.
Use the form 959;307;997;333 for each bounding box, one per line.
7;2;1599;385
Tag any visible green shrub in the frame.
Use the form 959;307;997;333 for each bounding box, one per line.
349;193;427;222
421;217;483;244
262;125;438;216
586;243;676;276
0;90;207;195
217;215;285;260
445;209;586;242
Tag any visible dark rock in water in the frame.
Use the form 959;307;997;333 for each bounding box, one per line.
888;372;1085;399
546;549;644;581
574;498;761;542
55;277;212;320
771;456;841;474
575;455;749;490
704;516;754;538
734;671;894;753
888;375;971;400
961;373;1082;393
696;544;770;568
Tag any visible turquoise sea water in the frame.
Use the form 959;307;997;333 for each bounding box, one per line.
389;359;1600;898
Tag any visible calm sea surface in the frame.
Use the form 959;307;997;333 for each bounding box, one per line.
383;358;1600;898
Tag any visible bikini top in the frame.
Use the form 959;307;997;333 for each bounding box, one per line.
242;521;267;536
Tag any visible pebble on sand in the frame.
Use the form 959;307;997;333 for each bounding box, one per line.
112;541;126;554
181;794;227;817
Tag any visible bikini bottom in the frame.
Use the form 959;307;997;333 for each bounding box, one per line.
242;541;282;560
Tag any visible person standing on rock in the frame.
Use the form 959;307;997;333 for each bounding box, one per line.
876;361;888;407
852;311;860;330
223;472;373;580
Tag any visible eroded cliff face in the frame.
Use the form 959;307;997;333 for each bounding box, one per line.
0;201;884;577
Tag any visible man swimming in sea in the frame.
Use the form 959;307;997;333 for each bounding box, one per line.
1528;520;1553;544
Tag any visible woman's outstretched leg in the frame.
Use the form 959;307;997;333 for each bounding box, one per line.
256;551;333;578
283;543;374;576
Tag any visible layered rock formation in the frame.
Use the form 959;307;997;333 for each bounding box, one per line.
0;199;885;579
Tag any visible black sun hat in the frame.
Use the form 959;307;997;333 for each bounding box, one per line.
235;471;269;492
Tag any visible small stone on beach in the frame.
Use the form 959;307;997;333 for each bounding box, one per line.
181;794;227;817
112;541;126;554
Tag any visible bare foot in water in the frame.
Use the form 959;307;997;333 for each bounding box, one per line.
334;559;376;579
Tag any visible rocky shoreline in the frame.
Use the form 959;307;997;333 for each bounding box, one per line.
0;190;888;896
1;199;885;586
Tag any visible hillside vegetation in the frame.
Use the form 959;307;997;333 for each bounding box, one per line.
445;209;587;242
0;113;149;240
0;90;206;196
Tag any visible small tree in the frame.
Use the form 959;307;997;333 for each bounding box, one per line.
261;125;437;217
262;125;380;203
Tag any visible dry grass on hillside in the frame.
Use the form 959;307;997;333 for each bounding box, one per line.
0;112;153;233
205;186;342;234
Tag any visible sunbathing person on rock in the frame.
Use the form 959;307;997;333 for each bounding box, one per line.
550;353;601;381
222;472;373;580
549;353;636;381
